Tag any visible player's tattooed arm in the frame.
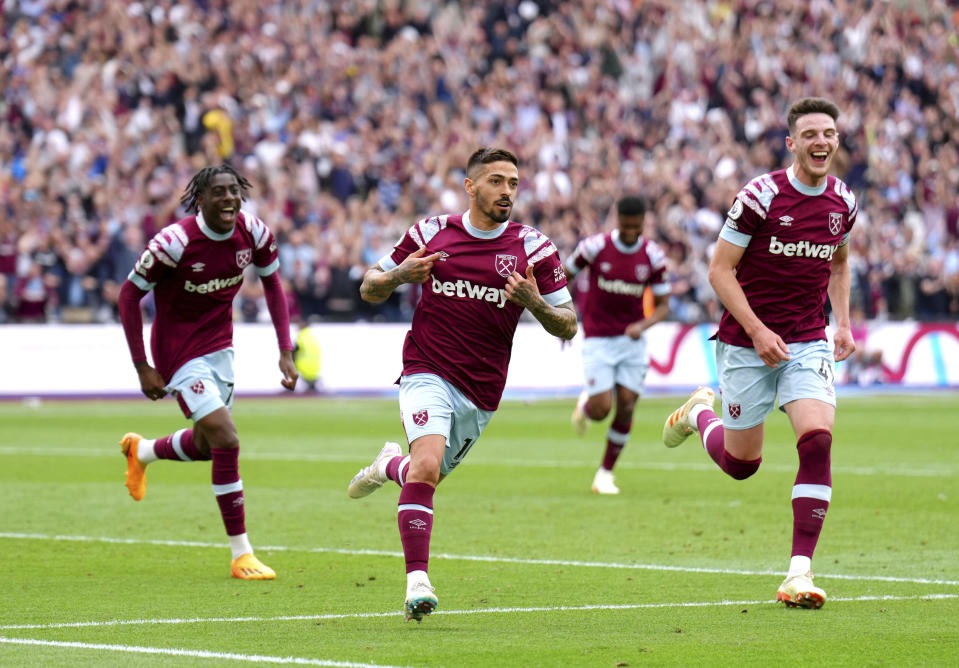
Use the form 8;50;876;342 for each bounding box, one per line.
529;300;578;340
360;247;443;303
506;265;578;340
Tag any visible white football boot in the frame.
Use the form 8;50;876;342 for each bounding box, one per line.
348;441;402;498
405;572;438;622
662;387;715;448
776;572;826;609
590;468;620;495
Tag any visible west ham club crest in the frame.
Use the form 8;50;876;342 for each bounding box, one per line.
236;248;252;268
828;213;843;236
495;254;518;277
728;403;741;419
412;409;429;426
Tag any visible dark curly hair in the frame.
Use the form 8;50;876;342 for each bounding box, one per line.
179;164;252;214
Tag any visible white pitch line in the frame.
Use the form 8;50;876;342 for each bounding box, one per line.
2;594;957;632
2;532;958;586
0;637;407;667
0;445;954;477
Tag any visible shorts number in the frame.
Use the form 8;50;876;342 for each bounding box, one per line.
817;359;834;386
452;438;474;463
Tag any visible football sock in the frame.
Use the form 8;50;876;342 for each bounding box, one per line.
788;555;812;578
697;410;761;480
791;429;832;560
151;428;208;461
228;533;254;560
211;447;246;537
601;418;631;470
386;455;411;487
397;482;434;573
137;438;158;464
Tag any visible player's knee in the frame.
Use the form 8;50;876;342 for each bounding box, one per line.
197;423;239;450
724;454;762;480
797;429;831;479
408;455;442;485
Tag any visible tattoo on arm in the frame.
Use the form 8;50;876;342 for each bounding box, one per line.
359;266;399;303
529;300;578;340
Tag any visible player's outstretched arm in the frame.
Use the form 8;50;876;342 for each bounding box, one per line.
828;243;856;362
359;247;443;303
506;265;578;340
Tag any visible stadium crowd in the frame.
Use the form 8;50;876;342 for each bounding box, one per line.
1;0;958;327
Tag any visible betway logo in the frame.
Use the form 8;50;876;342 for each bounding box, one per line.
184;274;244;294
768;236;839;260
597;277;645;297
431;276;507;308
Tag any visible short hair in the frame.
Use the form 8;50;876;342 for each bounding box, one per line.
466;147;519;179
617;196;646;217
179;164;252;214
787;97;840;135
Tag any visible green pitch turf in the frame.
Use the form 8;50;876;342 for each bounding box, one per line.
0;393;956;667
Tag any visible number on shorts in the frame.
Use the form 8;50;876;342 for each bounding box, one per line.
817;359;834;386
453;438;474;463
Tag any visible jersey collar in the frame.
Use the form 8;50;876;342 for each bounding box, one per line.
611;229;642;254
197;210;236;241
462;210;508;239
787;165;828;196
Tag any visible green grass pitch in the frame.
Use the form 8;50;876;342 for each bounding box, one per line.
0;393;956;667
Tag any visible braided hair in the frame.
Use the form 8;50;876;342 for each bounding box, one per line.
179;164;252;214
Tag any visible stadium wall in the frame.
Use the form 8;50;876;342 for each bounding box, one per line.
1;322;957;400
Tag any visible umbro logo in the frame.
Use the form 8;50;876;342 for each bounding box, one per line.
779;216;793;226
191;263;205;272
812;508;827;520
408;518;428;530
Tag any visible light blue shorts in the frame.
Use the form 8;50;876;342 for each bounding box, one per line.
167;348;235;421
398;373;494;475
581;335;650;395
717;339;836;430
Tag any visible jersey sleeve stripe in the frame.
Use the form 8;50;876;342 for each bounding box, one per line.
378;255;398;272
527;241;558;265
243;213;270;249
127;271;155;291
409;225;425;248
147;241;177;268
542;286;572;306
651;282;671;296
255;258;280;276
417;215;447;245
719;225;752;247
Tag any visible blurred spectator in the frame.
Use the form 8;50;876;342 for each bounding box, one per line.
1;0;957;325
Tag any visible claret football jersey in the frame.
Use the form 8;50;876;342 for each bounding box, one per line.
128;210;280;380
379;211;571;411
565;230;670;338
717;166;857;347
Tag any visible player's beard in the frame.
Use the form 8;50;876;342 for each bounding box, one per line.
486;198;512;223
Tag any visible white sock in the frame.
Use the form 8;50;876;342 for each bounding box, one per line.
788;555;811;577
688;403;709;428
138;439;158;464
229;533;254;560
407;569;430;589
